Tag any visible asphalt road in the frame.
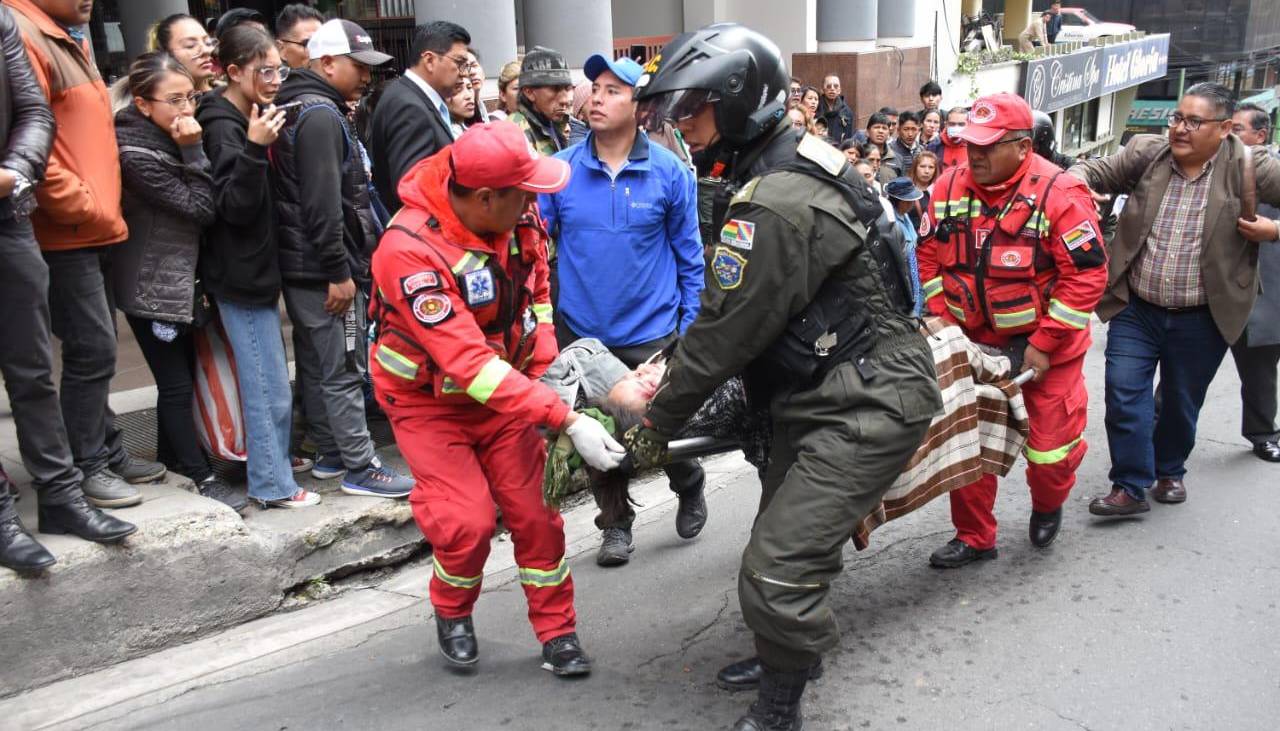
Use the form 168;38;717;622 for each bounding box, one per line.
89;328;1280;731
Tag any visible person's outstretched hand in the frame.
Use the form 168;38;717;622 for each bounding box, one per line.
565;413;626;471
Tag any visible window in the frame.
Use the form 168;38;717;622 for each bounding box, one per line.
1060;12;1086;27
1062;98;1100;152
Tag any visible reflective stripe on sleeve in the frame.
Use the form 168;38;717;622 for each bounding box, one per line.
374;344;419;381
451;251;489;275
465;356;513;404
433;557;482;589
923;277;943;300
1048;299;1092;330
1025;436;1083;465
518;558;570;588
532;302;553;325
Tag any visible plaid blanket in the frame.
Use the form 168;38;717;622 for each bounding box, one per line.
851;318;1029;549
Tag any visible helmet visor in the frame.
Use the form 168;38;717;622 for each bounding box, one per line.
636;88;720;132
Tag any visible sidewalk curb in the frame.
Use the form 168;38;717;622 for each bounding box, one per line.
0;453;754;730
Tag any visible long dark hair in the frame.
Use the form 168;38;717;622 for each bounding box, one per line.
217;24;275;71
126;51;192;99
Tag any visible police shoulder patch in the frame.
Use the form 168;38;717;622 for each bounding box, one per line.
711;246;748;290
412;292;453;326
730;176;761;206
401;270;441;297
462;269;496;307
719;218;756;250
797;133;847;176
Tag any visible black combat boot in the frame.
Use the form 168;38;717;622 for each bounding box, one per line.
436;615;478;669
675;486;707;539
717;656;823;692
1029;507;1062;548
541;632;592;677
731;664;808;730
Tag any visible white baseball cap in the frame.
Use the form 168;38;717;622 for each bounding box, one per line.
307;19;393;67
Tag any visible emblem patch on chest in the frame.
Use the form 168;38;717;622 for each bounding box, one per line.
412;292;453;326
720;218;756;250
712;246;748;290
463;269;496;307
401;270;440;297
999;249;1024;267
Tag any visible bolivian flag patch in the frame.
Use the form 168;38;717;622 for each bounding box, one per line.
1060;220;1106;269
712;246;748;290
1061;220;1097;251
720;219;755;250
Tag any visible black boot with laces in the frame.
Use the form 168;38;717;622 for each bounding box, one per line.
730;664;809;730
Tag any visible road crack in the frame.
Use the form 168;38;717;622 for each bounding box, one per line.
636;589;733;671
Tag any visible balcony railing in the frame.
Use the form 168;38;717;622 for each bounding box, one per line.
340;0;415;21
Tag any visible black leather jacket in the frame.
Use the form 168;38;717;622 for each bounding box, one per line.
0;5;53;186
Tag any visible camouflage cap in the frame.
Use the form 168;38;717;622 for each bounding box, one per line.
520;46;572;87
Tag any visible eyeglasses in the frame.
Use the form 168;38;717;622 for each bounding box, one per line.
176;37;217;54
1168;112;1228;132
433;52;475;73
279;37;312;48
253;65;290;83
149;93;200;110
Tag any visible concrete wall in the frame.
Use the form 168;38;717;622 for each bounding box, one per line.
523;0;613;70
612;0;684;38
793;45;933;127
416;0;518;78
119;0;187;59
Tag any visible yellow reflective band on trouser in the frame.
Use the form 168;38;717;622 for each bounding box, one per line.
518;558;570;588
434;557;482;589
466;357;513;404
1049;299;1091;330
993;308;1038;329
451;251;489;275
923;277;943;300
532;303;553;325
1025;436;1083;465
375;344;419;381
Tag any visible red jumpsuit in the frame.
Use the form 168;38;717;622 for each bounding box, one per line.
369;150;573;643
917;154;1107;550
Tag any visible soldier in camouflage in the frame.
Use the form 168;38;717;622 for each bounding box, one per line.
629;24;943;731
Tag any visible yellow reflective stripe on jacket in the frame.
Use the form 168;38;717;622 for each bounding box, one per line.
434;557;482;589
1048;299;1091;330
532;303;553;325
946;302;968;322
451;251;489;275
375;344;418;381
518;558;570;588
1025;436;1083;465
923;277;943;300
441;377;465;394
992;308;1038;329
466;357;513;404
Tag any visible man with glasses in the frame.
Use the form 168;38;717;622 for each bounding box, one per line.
274;3;324;69
1071;83;1280;517
1228;103;1280;464
918;92;1107;567
369;20;470;213
271;19;416;500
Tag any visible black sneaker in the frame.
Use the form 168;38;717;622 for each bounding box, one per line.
541;632;591;677
197;476;249;513
596;526;634;567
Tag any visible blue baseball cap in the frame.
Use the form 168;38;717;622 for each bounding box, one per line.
583;54;644;87
885;177;924;202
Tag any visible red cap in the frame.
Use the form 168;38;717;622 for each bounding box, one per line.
957;92;1034;146
451;121;570;193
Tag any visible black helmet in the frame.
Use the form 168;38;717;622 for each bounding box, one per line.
1031;110;1056;160
634;23;789;148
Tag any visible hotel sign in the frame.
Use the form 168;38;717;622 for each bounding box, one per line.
1023;34;1170;112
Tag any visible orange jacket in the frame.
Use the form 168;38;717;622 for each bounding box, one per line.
5;0;126;250
918;154;1108;364
368;148;567;428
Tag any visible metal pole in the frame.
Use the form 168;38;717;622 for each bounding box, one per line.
1177;67;1187;98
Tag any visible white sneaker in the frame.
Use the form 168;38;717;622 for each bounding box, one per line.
262;489;322;509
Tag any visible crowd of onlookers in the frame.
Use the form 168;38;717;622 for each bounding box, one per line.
1;0;1277;577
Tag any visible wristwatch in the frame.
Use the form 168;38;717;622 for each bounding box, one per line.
1;167;36;218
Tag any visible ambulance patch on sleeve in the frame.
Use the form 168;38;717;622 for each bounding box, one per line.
462;269;496;307
712;246;748;290
412;292;453;326
719;219;756;250
401;270;441;297
1060;219;1106;269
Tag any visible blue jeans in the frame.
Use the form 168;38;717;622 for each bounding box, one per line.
1104;298;1229;499
216;299;299;501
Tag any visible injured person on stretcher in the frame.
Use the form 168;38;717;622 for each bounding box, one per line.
542;319;1033;549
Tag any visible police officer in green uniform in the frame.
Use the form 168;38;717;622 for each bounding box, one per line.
627;24;943;731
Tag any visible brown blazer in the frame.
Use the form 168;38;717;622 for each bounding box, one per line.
1069;133;1280;344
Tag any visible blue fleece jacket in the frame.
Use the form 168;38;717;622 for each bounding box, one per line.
540;130;703;347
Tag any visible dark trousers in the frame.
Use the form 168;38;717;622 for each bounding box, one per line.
1104;298;1229;499
124;315;212;482
1231;336;1280;445
0;220;82;522
42;245;125;477
555;319;705;530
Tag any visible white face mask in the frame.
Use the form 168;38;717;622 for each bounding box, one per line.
947;124;966;138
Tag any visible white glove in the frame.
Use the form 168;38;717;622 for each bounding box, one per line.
564;416;627;471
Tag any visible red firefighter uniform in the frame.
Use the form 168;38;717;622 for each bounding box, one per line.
369;145;574;643
918;134;1107;550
